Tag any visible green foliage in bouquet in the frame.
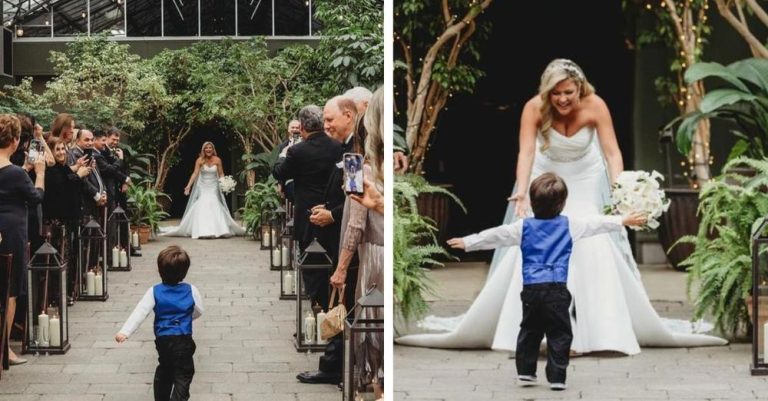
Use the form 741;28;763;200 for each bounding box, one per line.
240;177;281;238
394;173;464;322
675;157;768;336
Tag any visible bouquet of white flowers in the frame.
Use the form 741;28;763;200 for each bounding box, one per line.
605;170;670;231
218;175;237;195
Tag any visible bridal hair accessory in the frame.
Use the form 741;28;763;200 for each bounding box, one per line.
218;175;237;194
547;59;585;81
605;170;670;231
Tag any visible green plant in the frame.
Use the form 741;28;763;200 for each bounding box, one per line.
394;173;464;322
240;147;279;185
120;143;155;184
240;176;281;237
674;157;768;336
670;58;768;162
127;181;170;234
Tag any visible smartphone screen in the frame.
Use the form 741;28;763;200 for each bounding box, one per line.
84;148;94;162
343;153;364;195
27;139;42;163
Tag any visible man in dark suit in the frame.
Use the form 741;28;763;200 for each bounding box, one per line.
276;119;302;203
68;129;107;219
93;129;131;212
297;96;361;385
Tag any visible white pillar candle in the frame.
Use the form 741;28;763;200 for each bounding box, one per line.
95;272;103;296
281;245;289;267
119;249;128;267
284;271;294;295
49;314;61;347
37;312;49;345
304;311;315;344
131;231;139;247
86;270;96;296
763;321;768;359
263;231;271;248
111;246;119;268
316;310;327;345
272;247;281;267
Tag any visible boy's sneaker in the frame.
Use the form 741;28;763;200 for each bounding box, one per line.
516;375;538;387
550;382;567;391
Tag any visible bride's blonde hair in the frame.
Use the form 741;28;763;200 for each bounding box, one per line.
538;59;595;151
198;141;218;159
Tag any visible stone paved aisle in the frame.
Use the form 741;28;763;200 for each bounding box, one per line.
0;234;340;401
394;263;768;401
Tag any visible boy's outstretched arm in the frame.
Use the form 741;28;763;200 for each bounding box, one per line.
115;287;155;343
570;213;648;242
192;285;205;320
448;220;524;252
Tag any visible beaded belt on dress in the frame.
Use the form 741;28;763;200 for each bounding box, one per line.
540;149;590;162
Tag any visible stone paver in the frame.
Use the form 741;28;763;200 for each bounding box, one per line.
1;228;339;400
394;263;765;400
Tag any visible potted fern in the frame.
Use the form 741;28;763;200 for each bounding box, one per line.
127;181;171;243
240;176;281;240
394;173;464;329
675;157;768;337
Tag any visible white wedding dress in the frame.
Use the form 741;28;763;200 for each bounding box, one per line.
396;127;727;354
162;164;245;239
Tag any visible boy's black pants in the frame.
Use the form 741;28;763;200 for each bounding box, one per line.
154;335;196;401
516;283;573;384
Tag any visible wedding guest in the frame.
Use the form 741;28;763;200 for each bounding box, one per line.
343;86;373;114
106;127;130;210
50;113;76;148
68;128;107;219
276;120;302;203
0;114;45;366
447;173;646;391
116;245;204;401
93;129;130;211
329;86;385;396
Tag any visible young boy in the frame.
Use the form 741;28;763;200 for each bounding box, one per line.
447;172;646;391
115;245;204;401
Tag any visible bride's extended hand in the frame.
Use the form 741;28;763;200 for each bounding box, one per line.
184;186;191;196
508;193;530;218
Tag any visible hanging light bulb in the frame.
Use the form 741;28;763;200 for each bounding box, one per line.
15;25;23;37
81;11;87;19
117;0;123;4
44;18;49;26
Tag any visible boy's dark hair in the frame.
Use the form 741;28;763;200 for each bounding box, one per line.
157;246;190;284
529;172;568;219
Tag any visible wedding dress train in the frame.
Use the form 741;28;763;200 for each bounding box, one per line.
396;127;727;354
162;164;245;239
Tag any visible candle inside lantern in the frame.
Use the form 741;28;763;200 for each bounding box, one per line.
119;248;128;267
304;310;315;344
86;269;96;296
111;246;119;268
131;231;139;247
763;321;768;360
316;309;327;345
95;270;103;296
262;228;271;248
281;244;289;267
49;313;61;347
272;246;281;267
284;271;294;295
37;311;49;346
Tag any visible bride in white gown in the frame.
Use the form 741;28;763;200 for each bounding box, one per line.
396;59;726;354
163;142;245;239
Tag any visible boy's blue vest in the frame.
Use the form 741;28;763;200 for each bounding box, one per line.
521;215;572;285
153;283;194;336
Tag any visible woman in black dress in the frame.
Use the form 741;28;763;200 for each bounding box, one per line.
44;136;89;304
0;114;45;365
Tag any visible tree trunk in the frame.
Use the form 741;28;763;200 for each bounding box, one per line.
154;126;192;192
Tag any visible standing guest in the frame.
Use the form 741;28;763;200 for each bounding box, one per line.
343;87;373;115
329;87;385;395
93;129;130;211
0;114;45;366
298;96;360;385
276;120;302;203
44;136;90;304
106;127;130;210
68;129;107;219
116;246;204;401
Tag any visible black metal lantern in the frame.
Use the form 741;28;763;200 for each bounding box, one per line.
294;239;333;352
269;206;286;271
280;219;297;300
126;196;142;257
107;206;131;272
24;242;70;355
344;288;384;401
260;210;274;250
751;216;768;375
77;217;108;301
